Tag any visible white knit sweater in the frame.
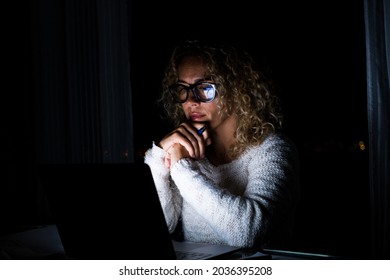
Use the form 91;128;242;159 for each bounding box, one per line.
144;132;300;249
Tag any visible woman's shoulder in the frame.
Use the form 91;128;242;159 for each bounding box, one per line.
242;132;298;159
256;131;296;149
238;132;300;175
264;131;297;146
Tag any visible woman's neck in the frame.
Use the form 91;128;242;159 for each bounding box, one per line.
206;116;237;166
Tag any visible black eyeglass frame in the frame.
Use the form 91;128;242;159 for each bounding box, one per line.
168;82;217;103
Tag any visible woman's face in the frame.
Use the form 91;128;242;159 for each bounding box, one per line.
177;56;227;130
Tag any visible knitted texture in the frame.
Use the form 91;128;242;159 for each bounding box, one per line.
144;132;300;249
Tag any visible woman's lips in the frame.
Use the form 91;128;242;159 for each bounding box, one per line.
190;113;204;121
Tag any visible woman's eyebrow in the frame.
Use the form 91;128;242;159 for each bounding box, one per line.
177;78;211;84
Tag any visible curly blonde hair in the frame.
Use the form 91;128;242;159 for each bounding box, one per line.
159;40;283;159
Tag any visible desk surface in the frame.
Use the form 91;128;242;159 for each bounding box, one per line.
0;225;337;260
0;225;65;259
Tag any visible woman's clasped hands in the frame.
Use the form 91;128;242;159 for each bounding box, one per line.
159;122;211;170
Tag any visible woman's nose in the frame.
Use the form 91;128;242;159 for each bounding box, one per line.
186;90;201;104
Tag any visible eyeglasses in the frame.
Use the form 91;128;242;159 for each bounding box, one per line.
169;82;217;103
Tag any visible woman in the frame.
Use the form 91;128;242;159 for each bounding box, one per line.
144;40;300;250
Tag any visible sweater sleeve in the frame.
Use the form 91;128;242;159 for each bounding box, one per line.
144;142;183;233
170;135;299;248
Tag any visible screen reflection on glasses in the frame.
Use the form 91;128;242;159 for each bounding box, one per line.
169;82;217;103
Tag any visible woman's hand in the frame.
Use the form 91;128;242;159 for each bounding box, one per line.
159;122;210;169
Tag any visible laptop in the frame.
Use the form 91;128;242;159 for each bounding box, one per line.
38;162;241;260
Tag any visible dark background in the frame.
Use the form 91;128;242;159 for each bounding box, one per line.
6;0;370;258
130;1;367;149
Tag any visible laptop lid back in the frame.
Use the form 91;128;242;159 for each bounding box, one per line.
38;162;177;260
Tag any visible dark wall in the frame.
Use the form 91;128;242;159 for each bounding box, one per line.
130;1;367;149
